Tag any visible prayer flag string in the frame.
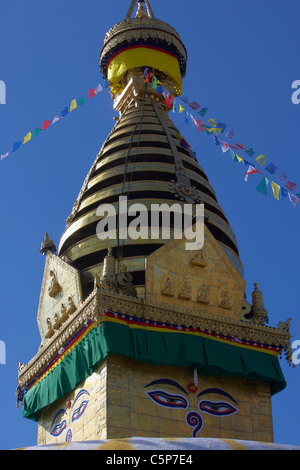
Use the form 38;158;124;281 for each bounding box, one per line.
1;69;298;209
0;81;109;163
144;71;299;208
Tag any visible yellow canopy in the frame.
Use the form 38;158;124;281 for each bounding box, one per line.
107;46;183;95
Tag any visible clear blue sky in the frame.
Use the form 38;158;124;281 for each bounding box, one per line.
0;0;299;449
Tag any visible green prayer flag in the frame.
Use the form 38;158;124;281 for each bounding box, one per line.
78;96;85;106
230;149;238;162
256;176;269;195
34;128;42;136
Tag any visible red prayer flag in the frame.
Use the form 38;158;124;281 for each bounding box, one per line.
164;95;174;108
42;121;51;130
195;119;204;132
286;181;297;191
236;143;246;150
145;72;153;83
245;169;261;176
89;89;95;99
189;101;201;111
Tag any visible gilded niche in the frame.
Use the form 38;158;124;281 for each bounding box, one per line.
45;318;55;339
161;276;176;297
66;296;76;316
44;299;77;338
48;270;61;298
189;248;208;268
218;288;232;310
178;281;192;300
196;283;210;305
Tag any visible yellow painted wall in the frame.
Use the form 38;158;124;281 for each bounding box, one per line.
37;354;273;445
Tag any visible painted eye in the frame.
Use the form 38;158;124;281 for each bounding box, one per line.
50;420;67;437
199;400;239;417
146;390;188;409
71;400;89;422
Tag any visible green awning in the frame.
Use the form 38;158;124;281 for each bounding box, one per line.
22;316;286;422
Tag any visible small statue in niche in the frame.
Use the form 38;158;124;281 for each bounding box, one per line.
178;280;192;300
190;248;208;268
53;313;62;330
117;264;137;297
161;276;175;297
60;304;69;323
48;270;61;298
219;288;232;309
66;296;76;316
196;283;210;304
45;318;55;339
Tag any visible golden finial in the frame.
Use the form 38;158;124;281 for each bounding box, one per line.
136;0;148;18
125;0;155;20
40;232;57;255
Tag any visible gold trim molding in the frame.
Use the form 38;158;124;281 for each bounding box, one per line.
17;287;294;389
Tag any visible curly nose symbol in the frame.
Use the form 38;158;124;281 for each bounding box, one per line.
185;411;203;437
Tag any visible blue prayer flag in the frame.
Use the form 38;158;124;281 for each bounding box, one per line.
61;107;68;117
265;162;278;174
245;148;255;158
217;121;227;133
279;187;288;200
13;141;22;152
198;108;208;117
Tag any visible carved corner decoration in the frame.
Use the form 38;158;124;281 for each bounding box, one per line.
252;283;269;326
117;265;137;298
37;251;83;344
94;250;137;298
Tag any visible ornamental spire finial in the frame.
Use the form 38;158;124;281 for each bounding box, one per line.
125;0;155;20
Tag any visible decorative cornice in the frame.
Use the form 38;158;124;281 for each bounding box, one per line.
17;288;294;391
100;17;187;79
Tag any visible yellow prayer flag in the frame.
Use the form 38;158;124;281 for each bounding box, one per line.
271;181;280;200
211;127;222;135
179;104;185;113
208;118;217;127
23;132;32;144
70;99;77;112
256;154;267;166
236;154;244;163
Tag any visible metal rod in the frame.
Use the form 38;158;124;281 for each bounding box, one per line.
125;0;137;19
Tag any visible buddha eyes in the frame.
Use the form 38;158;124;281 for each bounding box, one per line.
146;390;188;409
71;400;89;422
50;419;67;437
145;388;239;421
49;390;90;438
199;400;239;417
